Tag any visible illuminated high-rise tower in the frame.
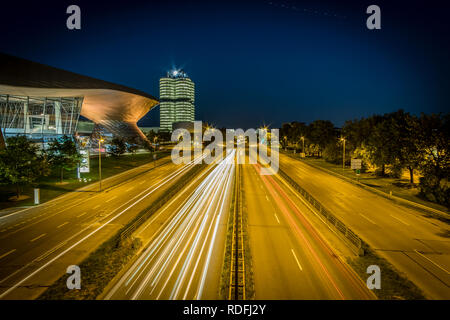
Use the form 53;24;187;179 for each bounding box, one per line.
159;69;195;132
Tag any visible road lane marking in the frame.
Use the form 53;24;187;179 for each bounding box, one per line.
390;214;410;226
274;213;280;224
76;212;88;218
57;222;69;229
125;186;135;192
139;180;146;185
0;249;16;260
265;195;269;201
414;249;450;275
0;157;201;298
30;233;46;242
360;213;377;225
105;195;118;203
291;249;303;271
92;204;101;210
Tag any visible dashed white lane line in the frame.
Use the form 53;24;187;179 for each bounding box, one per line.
390;214;410;226
57;222;69;229
360;213;377;225
0;249;16;260
105;195;118;203
265;195;269;201
274;213;280;224
139;180;146;185
125;186;135;192
77;212;88;218
30;233;46;242
92;204;101;210
291;249;303;271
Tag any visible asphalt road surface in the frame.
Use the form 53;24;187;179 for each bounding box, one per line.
243;157;374;299
279;153;450;299
105;151;235;300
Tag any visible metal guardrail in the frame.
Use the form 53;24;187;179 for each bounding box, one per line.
228;163;246;300
278;168;364;255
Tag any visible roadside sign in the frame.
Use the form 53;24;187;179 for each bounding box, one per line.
351;159;362;170
79;149;90;173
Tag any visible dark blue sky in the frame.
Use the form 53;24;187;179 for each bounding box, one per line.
1;0;449;128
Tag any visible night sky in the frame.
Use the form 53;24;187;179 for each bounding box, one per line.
1;0;449;129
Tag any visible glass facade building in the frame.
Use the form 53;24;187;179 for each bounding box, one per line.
0;53;159;144
159;70;195;132
0;94;82;142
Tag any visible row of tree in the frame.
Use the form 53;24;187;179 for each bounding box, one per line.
0;135;81;197
0;132;164;197
280;110;449;207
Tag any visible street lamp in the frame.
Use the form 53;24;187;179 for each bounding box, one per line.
340;137;346;170
99;137;104;192
300;136;305;155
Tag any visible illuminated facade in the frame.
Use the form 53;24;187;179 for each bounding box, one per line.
0;53;159;142
159;69;195;132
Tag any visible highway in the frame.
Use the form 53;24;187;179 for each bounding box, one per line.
243;157;373;299
0;155;200;299
279;152;450;299
105;151;235;300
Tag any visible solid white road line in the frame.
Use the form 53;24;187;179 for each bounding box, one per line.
76;212;88;218
291;249;303;271
359;213;377;225
414;249;450;275
105;195;118;203
274;214;280;224
57;222;69;229
390;214;410;226
0;249;16;260
30;233;46;242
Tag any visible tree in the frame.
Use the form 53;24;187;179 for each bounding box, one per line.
126;137;141;154
0;136;49;197
108;137;126;157
416;113;450;206
390;111;422;183
365;114;396;176
307;120;337;157
47;135;82;182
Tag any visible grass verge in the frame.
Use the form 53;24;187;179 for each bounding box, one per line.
348;244;426;300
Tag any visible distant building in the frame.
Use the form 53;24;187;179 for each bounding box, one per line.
139;127;160;134
159;69;195;132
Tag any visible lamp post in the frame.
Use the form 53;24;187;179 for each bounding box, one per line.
340;137;346;170
99;137;104;192
300;136;305;155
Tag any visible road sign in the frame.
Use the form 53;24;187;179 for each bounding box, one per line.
79;149;90;173
351;159;362;170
